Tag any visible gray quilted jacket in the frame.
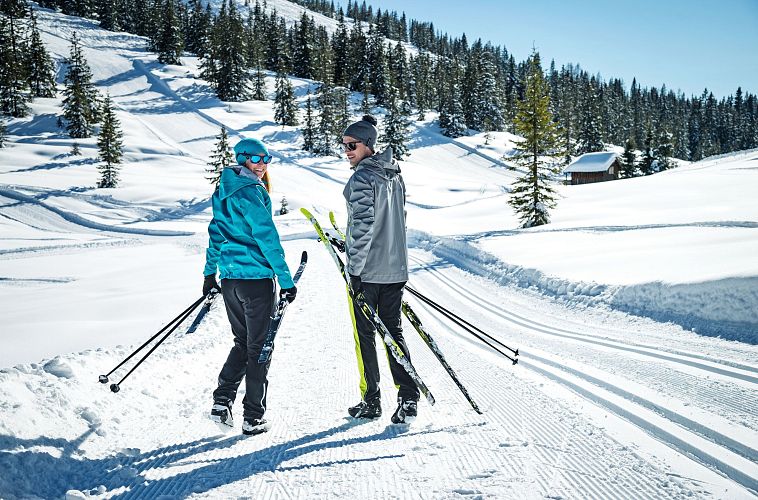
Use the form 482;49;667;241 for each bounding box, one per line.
342;147;408;283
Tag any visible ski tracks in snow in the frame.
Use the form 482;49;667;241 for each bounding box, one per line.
0;239;723;499
406;252;758;496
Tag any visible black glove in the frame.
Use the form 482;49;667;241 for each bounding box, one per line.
203;274;220;296
280;286;297;303
349;274;362;296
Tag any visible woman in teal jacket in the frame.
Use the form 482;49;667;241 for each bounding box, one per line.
203;137;296;436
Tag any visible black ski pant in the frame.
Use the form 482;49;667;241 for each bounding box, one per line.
352;281;420;403
213;278;275;420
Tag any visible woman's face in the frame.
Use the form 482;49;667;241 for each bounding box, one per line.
245;157;268;180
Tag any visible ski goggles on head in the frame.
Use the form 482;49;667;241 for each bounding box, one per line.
340;140;362;152
236;152;272;165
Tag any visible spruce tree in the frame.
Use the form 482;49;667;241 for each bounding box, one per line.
0;12;30;117
508;53;563;228
279;196;289;215
639;126;656;175
156;0;184;65
26;9;57;98
620;138;638;178
313;81;336;156
274;72;298;126
442;78;467;138
214;0;250;101
62;34;100;139
96;94;124;188
382;87;410;160
302;92;316;152
251;65;266;100
655;124;674;172
0;118;6;147
206;126;233;186
292;11;315;79
71;141;81;155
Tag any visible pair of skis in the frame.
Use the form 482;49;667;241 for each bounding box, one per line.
302;208;438;407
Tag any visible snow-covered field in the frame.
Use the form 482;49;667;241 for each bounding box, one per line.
0;5;756;499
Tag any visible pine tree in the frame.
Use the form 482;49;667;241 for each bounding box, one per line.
156;0;183;65
508;53;563;228
639;126;656;175
301;91;316;152
0;11;30;117
313;81;336;156
441;78;467;138
96;94;124;188
654;124;674;172
71;141;81;155
575;79;604;154
0;118;6;148
620;138;637;178
274;72;298;126
206;126;233;186
26;10;57;98
292;11;315;79
279;195;289;215
382;87;410;160
62;34;100;138
251;65;266;100
214;0;250;101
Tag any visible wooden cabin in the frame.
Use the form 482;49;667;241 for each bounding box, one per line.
564;152;620;185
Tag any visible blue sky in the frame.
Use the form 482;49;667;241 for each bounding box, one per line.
360;0;757;98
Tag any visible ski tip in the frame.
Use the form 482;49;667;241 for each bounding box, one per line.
98;375;109;384
301;250;308;262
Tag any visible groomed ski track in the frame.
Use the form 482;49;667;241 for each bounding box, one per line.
1;240;755;499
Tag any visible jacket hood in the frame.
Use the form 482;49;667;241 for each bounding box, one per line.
354;147;399;178
218;167;261;200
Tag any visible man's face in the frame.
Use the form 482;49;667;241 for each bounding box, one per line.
342;135;372;167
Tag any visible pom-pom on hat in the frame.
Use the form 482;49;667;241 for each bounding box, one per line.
343;115;378;150
234;138;269;165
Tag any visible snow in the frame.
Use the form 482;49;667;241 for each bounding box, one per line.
0;5;757;499
564;151;618;172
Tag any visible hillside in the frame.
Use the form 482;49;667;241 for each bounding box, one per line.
0;5;757;499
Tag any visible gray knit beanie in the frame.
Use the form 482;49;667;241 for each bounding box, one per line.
343;115;378;150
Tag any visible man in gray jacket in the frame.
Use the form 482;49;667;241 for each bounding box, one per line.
341;115;419;424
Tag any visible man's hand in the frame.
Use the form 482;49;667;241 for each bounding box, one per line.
349;274;363;296
280;286;297;303
203;275;221;296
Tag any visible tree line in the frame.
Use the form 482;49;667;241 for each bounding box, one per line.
8;0;756;164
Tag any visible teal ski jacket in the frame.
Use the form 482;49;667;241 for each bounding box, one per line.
204;167;294;289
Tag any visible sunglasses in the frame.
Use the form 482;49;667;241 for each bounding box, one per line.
340;141;362;152
237;153;272;165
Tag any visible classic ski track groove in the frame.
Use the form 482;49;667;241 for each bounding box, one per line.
407;254;758;381
406;254;758;493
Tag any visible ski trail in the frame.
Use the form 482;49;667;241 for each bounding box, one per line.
405;253;758;493
0;239;725;499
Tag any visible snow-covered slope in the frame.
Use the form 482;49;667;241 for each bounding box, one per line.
1;6;756;499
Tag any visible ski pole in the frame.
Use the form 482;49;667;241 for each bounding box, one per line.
107;296;204;393
98;295;205;387
324;211;518;360
401;301;483;414
406;286;519;365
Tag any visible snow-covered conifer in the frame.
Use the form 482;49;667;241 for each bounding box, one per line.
274;73;298;126
96;94;123;188
206;126;234;187
301;92;316;152
62;34;101;138
26;10;56;98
